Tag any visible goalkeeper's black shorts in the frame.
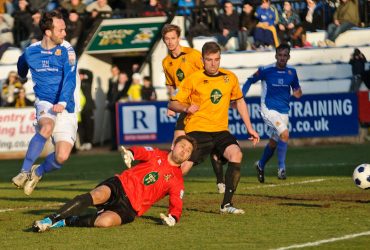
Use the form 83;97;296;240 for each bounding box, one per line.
95;176;136;224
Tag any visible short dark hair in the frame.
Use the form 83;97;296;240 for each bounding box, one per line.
202;41;221;57
161;24;181;39
174;135;197;152
276;43;291;54
39;11;64;35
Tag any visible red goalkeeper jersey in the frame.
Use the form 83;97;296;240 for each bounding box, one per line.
116;146;184;221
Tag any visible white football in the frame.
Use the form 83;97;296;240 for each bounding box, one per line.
353;163;370;189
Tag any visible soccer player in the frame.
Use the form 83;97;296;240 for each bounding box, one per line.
168;41;260;214
32;135;196;232
242;43;302;183
12;11;79;195
162;24;226;193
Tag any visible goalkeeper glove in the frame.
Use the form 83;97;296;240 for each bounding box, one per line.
120;146;134;168
159;213;176;227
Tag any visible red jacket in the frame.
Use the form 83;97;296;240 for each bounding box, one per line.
116;146;184;221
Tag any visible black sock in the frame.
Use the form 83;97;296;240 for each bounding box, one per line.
210;153;224;184
65;214;98;227
222;162;241;206
50;193;93;224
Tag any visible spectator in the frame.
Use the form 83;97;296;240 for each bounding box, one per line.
20;10;42;49
301;0;325;32
78;69;95;151
141;76;157;101
143;0;166;17
292;0;324;48
127;72;142;101
106;69;130;151
12;0;33;48
216;1;239;50
0;13;14;59
253;0;279;49
65;10;83;49
177;0;195;16
12;87;34;107
238;2;257;50
349;48;367;92
85;0;112;13
277;1;301;45
323;0;360;46
1;71;23;107
60;0;87;15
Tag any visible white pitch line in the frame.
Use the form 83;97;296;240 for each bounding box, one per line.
272;231;370;250
244;178;326;190
0;203;64;213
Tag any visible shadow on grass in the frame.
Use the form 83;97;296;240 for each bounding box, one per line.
278;202;331;208
140;215;163;225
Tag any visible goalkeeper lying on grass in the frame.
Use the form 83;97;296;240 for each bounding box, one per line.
32;135;196;232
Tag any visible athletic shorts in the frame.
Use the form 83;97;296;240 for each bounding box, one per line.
35;100;77;145
187;131;239;165
174;112;187;130
261;104;289;141
95;176;136;224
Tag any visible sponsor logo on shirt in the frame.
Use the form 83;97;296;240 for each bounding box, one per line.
210;89;222;104
143;171;159;186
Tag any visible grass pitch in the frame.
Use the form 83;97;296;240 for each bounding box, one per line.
0;143;369;249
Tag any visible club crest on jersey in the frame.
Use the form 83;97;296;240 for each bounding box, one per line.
181;57;186;63
223;75;230;83
55;49;61;56
210;89;222;104
143;171;159;186
144;146;153;151
288;70;292;75
176;68;185;82
169;62;173;67
163;174;172;182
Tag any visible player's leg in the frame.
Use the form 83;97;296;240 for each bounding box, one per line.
24;112;77;195
256;138;277;183
33;182;112;232
12;101;55;188
215;132;244;214
210;152;226;193
277;129;289;180
67;176;136;228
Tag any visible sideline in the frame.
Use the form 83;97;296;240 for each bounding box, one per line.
0;203;64;213
272;231;370;249
244;178;326;190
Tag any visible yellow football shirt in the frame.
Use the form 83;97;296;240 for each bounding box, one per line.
162;46;203;89
172;68;243;133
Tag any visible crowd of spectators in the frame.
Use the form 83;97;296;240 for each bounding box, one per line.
0;0;366;55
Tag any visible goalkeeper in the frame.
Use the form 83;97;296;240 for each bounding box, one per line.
32;135;196;232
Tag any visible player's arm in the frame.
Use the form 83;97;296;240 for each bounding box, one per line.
242;68;263;96
160;181;184;226
235;98;260;145
17;53;29;83
168;79;199;114
291;70;302;99
56;47;77;112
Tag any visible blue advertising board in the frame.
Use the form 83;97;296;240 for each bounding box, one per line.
117;93;359;145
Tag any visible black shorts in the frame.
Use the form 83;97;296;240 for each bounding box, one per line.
95;176;136;224
187;131;239;165
175;112;187;130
